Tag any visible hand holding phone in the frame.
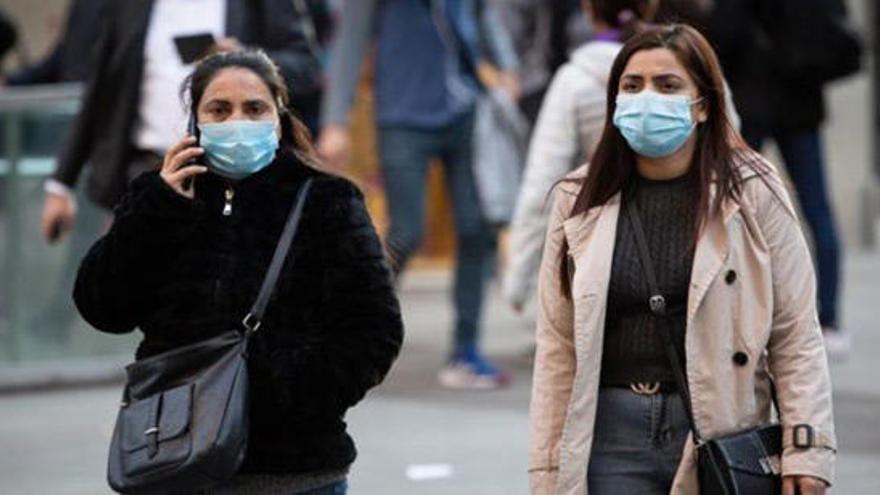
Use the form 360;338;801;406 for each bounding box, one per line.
182;113;203;189
161;136;208;199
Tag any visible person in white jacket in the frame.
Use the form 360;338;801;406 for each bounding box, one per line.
504;0;656;310
504;0;739;311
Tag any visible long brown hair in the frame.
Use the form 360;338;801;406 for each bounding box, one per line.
558;24;758;295
181;49;318;161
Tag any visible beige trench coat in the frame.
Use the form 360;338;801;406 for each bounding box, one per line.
528;154;837;495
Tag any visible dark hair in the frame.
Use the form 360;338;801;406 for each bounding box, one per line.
558;24;761;295
653;0;712;28
586;0;657;41
181;49;318;161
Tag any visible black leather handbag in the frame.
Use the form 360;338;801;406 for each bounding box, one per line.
107;179;313;494
626;196;782;495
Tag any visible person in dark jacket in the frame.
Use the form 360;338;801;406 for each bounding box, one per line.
41;0;322;245
3;0;103;85
74;50;403;494
708;0;854;359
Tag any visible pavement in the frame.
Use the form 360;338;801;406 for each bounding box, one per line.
1;253;879;494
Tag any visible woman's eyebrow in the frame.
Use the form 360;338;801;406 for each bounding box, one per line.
651;73;685;82
243;98;271;106
202;98;231;108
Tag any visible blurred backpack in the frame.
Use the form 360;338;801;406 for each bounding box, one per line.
768;0;862;84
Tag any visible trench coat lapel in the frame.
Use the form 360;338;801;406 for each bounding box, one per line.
562;194;621;299
560;184;745;320
687;184;743;327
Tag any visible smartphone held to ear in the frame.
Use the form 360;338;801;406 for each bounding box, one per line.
183;114;202;190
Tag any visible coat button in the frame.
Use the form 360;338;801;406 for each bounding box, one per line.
733;351;749;366
725;270;737;284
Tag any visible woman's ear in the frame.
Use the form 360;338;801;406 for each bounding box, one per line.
694;100;709;124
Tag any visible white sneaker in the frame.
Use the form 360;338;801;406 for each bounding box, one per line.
822;328;851;362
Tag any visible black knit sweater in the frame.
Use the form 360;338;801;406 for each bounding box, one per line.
600;173;696;388
74;150;403;475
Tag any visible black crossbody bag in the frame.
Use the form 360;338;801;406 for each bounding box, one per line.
107;179;313;494
626;196;783;495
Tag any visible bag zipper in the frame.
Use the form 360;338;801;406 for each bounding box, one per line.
222;186;235;216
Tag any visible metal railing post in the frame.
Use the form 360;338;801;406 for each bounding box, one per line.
2;111;22;361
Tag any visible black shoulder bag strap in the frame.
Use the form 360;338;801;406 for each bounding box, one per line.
625;195;781;446
241;178;314;335
624;195;704;444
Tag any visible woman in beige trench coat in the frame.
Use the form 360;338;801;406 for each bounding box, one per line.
528;25;836;495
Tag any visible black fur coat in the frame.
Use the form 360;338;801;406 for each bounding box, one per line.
74;150;403;475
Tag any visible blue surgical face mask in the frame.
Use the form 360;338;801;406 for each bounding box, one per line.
612;90;702;158
198;120;280;180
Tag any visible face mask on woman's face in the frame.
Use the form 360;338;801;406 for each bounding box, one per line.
198;120;280;180
612;90;703;158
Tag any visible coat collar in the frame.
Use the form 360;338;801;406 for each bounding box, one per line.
560;164;759;321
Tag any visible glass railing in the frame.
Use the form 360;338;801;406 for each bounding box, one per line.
0;84;137;366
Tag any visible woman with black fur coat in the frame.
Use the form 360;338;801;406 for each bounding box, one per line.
73;50;403;494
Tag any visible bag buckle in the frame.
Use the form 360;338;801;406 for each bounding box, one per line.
759;455;781;475
793;424;814;449
242;313;262;333
630;382;661;395
144;426;160;458
649;295;666;316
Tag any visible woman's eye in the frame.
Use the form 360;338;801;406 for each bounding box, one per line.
246;104;267;116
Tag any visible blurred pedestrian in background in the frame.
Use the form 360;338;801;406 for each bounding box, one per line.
708;0;863;360
1;0;103;86
40;0;322;246
288;0;338;135
530;25;835;494
74;49;403;494
504;0;657;314
318;0;519;389
491;0;591;125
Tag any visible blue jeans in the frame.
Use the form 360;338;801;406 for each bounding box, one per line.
742;126;841;327
587;388;690;494
379;114;492;349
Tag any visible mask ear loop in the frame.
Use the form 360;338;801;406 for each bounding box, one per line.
690;97;708;125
